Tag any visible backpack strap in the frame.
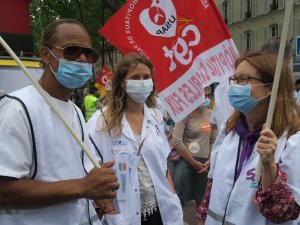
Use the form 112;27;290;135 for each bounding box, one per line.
72;104;89;174
0;95;37;179
89;134;103;162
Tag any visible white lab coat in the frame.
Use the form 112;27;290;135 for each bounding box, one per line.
87;105;183;225
206;126;300;225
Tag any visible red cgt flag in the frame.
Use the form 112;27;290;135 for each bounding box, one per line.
100;0;239;122
95;65;113;97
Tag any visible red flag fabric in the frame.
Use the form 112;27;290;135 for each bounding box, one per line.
95;65;112;97
100;0;239;122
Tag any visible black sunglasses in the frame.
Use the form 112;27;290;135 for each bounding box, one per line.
48;45;99;64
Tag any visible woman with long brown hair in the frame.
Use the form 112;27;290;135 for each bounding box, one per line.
88;53;183;225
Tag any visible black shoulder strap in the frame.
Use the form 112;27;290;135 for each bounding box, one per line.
72;104;84;142
72;104;90;174
89;134;103;162
73;104;104;171
1;95;37;179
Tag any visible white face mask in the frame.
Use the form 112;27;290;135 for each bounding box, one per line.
126;79;153;103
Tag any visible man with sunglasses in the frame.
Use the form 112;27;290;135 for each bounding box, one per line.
0;19;119;225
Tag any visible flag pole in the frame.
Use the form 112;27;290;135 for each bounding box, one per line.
0;36;100;168
255;0;293;181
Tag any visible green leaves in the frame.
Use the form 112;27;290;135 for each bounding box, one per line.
30;0;126;54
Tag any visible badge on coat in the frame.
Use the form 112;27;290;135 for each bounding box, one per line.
114;154;130;200
112;140;128;156
189;142;200;153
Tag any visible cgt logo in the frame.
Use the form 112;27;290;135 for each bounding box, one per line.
140;0;177;37
101;75;112;90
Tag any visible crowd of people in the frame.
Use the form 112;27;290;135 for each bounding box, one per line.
0;18;300;225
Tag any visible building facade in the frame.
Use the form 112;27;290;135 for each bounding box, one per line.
214;0;300;78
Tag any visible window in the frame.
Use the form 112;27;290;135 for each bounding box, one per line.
245;31;252;51
245;0;252;18
270;24;278;37
270;0;278;11
222;0;229;24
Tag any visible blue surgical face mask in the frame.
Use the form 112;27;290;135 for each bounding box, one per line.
126;79;153;103
199;98;211;109
228;84;269;113
48;48;93;89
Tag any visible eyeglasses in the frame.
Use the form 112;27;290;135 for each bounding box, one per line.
229;75;268;85
48;45;99;64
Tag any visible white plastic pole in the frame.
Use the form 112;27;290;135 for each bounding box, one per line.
255;0;293;181
0;36;100;168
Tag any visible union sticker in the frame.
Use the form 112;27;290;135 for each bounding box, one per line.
199;121;211;132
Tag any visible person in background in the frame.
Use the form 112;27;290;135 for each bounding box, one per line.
83;85;99;121
210;80;234;133
83;86;89;98
197;52;300;225
87;53;183;225
293;79;300;105
206;86;215;110
0;19;119;225
261;36;293;60
70;88;82;108
171;87;217;208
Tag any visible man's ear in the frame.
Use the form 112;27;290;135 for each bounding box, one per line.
40;46;50;65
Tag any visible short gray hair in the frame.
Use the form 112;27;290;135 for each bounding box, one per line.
261;37;292;59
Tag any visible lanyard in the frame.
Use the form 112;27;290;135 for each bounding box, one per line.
234;137;242;182
222;137;242;225
137;138;145;156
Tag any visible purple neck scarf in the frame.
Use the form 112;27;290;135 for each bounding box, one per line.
234;117;261;180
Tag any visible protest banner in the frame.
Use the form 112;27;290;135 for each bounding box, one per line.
100;0;239;122
95;65;112;97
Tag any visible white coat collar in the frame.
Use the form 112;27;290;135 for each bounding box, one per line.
121;104;155;142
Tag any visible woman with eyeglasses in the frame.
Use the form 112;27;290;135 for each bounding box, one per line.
196;52;300;225
87;53;183;225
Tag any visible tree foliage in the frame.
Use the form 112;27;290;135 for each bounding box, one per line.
30;0;125;53
101;0;124;13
